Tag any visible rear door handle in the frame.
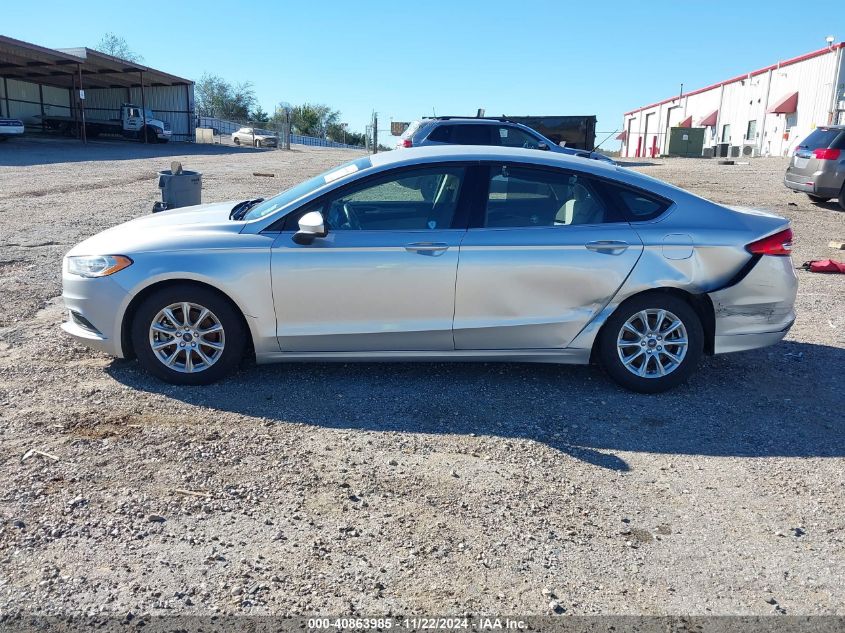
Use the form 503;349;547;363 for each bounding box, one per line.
405;242;450;255
585;240;629;254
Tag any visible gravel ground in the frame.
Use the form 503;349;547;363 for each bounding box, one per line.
0;138;843;618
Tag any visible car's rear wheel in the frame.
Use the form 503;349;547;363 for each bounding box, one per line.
233;137;240;145
132;285;245;385
807;194;831;203
255;139;262;148
599;294;703;393
838;184;845;212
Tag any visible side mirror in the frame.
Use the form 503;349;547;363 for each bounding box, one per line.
292;210;327;245
538;142;549;151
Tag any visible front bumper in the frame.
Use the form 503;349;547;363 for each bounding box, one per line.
61;271;131;357
708;255;798;354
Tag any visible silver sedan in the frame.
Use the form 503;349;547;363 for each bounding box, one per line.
62;146;797;392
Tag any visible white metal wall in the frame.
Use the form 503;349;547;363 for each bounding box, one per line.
0;78;193;140
1;78;72;123
78;84;195;140
622;46;842;158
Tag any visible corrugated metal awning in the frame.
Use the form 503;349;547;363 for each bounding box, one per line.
768;92;798;114
0;35;192;89
678;116;693;128
616;130;628;141
698;110;718;127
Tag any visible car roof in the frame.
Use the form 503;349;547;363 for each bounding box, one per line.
368;146;685;201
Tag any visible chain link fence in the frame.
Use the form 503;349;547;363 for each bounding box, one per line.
196;116;365;150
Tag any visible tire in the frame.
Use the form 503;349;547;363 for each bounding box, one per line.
598;293;704;394
807;194;831;203
145;127;158;144
255;139;262;148
838;184;845;212
233;137;240;145
131;284;246;386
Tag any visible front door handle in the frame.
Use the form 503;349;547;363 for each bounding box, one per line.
405;242;450;255
585;240;629;254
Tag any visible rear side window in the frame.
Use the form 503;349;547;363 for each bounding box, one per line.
483;164;623;228
454;125;491;145
797;128;842;150
427;124;492;145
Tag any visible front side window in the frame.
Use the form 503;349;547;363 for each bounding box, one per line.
483;165;618;228
497;126;542;149
320;166;466;231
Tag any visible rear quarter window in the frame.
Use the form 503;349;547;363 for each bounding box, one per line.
426;124;454;143
603;184;671;222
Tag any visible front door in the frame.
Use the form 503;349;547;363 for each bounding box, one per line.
271;165;470;352
454;163;644;350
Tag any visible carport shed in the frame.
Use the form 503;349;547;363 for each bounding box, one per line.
0;34;194;141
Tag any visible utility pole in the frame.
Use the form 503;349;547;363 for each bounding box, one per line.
372;112;378;154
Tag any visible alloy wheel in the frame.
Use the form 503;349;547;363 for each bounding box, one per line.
148;302;225;373
616;309;688;378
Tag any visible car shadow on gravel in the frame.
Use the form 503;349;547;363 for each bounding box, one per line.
106;340;843;471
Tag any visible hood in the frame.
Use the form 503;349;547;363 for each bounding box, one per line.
66;201;245;256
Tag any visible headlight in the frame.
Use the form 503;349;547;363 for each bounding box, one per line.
66;255;133;278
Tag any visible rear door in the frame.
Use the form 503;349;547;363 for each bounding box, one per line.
454;163;644;349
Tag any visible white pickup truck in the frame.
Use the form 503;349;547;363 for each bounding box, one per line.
0;118;25;141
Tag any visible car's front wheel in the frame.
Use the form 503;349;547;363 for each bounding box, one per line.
131;285;245;385
233;137;240;145
598;293;703;393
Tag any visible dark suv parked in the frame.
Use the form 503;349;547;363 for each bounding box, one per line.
784;125;845;209
398;117;615;164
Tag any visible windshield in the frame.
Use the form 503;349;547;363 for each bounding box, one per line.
241;156;372;221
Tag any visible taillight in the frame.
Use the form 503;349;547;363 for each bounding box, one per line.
401;138;412;148
746;228;793;256
812;148;841;160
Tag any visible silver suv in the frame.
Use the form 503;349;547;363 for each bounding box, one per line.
398;117;615;164
784;125;845;209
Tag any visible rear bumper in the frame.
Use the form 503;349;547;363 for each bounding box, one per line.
0;125;24;136
708;255;798;354
784;172;842;198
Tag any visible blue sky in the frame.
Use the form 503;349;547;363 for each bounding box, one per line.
3;0;842;146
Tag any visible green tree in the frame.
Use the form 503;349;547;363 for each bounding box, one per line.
251;105;270;123
195;73;256;121
94;33;144;63
290;103;340;137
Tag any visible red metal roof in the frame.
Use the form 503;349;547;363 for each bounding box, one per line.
616;130;628;140
624;43;843;117
678;116;693;128
698;110;718;126
768;91;798;114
